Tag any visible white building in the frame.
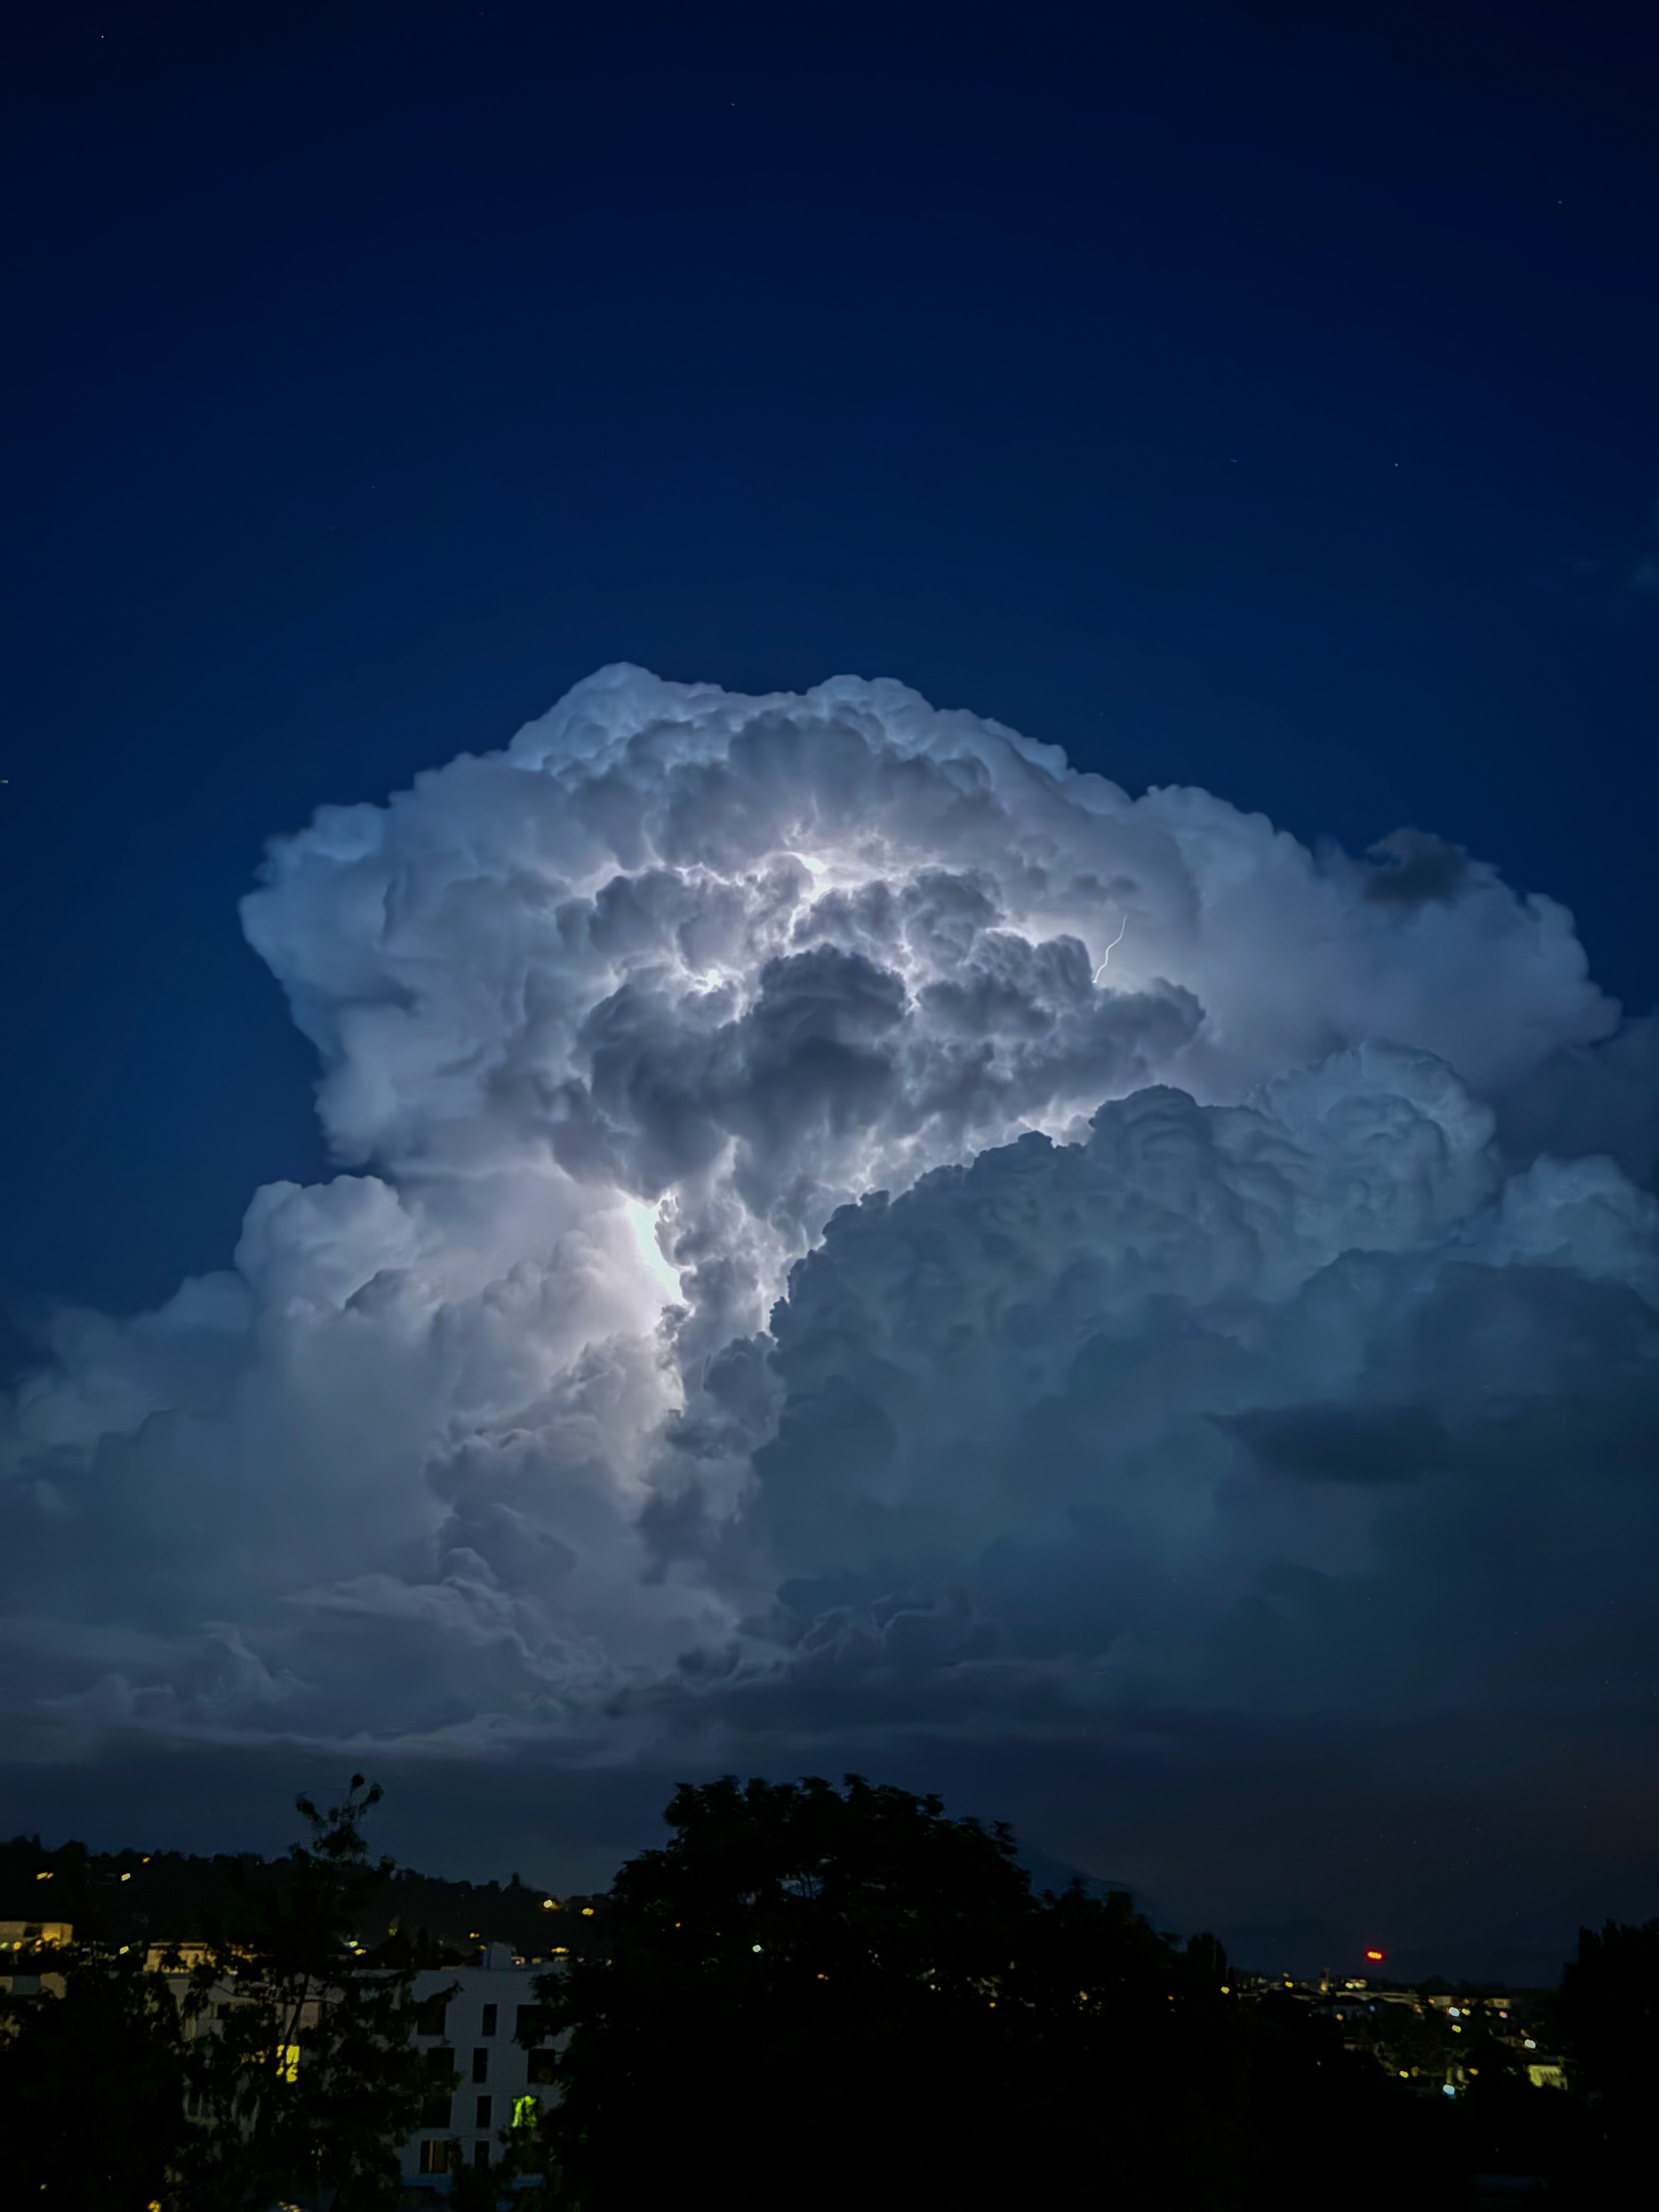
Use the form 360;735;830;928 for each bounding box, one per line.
401;1944;561;2193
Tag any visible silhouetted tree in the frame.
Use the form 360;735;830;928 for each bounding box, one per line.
530;1773;1262;2211
167;1774;448;2212
0;1936;185;2209
1554;1917;1659;2198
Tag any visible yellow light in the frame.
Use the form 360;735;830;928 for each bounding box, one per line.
581;1907;595;1917
1451;2025;1461;2034
542;1899;558;1911
121;1872;132;1882
35;1871;52;1881
1219;1985;1230;1994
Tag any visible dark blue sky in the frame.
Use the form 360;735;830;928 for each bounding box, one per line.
6;0;1656;1333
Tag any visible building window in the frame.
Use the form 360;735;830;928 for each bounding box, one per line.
481;2001;498;2036
419;2049;454;2129
528;2048;557;2085
473;2141;492;2168
415;1993;449;2036
471;2046;488;2083
517;2002;548;2043
417;2141;453;2175
475;2096;493;2129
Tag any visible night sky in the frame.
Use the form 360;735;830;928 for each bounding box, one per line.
4;1;1657;1978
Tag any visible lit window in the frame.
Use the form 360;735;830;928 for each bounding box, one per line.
417;2141;453;2175
276;2045;301;2083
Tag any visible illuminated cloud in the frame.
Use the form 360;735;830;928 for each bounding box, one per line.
1;664;1652;1787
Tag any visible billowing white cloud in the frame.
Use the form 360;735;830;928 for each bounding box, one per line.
1;664;1653;1780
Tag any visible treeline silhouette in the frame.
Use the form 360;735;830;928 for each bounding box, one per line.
1;1773;1653;2209
0;1829;605;1961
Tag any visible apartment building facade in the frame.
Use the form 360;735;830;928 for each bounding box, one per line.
403;1944;560;2193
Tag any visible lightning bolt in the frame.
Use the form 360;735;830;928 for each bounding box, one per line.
1092;913;1127;986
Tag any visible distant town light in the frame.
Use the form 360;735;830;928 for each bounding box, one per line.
541;1899;558;1911
120;1872;132;1882
752;1943;763;1954
35;1871;51;1881
1442;2085;1456;2099
1364;1949;1384;1962
581;1907;595;1917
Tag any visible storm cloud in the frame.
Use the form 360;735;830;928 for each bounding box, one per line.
2;666;1655;1914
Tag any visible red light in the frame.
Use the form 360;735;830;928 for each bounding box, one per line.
1364;1949;1385;1962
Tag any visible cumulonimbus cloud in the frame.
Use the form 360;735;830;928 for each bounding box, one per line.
1;664;1654;1769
